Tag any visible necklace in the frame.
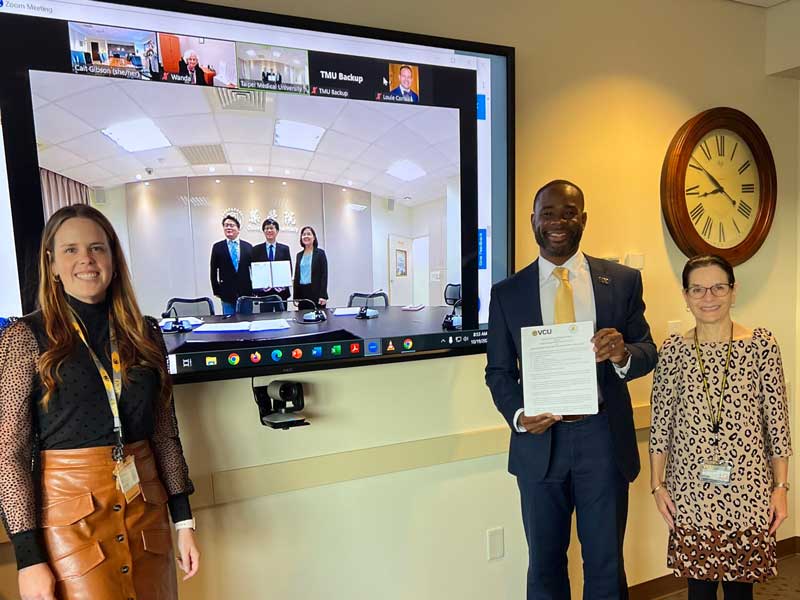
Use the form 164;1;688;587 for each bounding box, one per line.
693;323;734;444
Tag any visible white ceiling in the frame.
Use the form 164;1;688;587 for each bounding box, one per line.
30;71;460;206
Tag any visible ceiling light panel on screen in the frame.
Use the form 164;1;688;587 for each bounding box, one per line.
274;120;325;152
101;119;171;153
386;159;426;182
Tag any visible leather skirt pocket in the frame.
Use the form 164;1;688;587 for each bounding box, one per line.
140;480;168;506
42;493;95;528
50;541;105;581
142;529;173;555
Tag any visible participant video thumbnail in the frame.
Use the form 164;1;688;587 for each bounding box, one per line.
157;33;237;87
69;22;160;81
308;52;389;100
236;43;310;94
384;63;420;104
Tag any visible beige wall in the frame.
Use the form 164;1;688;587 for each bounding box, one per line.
1;1;798;599
172;0;796;598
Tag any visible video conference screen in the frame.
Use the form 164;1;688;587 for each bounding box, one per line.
0;0;512;382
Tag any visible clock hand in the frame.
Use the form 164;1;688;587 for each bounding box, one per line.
698;188;721;198
718;187;737;207
690;156;725;189
690;156;736;206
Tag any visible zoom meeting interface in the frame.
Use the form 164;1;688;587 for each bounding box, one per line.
1;0;507;379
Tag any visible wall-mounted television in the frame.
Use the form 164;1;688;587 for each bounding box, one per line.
0;0;514;383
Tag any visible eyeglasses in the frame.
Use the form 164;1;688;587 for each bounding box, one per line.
685;283;733;299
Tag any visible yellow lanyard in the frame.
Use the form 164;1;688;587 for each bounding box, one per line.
693;323;733;437
71;312;124;461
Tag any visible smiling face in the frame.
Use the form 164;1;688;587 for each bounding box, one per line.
223;218;239;240
531;184;587;264
684;264;736;326
50;217;113;304
186;52;198;70
399;66;413;90
263;223;278;244
301;227;316;249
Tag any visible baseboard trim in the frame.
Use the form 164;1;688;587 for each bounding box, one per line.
629;536;800;599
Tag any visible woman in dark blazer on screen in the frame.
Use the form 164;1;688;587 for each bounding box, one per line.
293;226;328;310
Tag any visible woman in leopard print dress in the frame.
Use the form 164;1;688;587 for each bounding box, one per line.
649;255;791;600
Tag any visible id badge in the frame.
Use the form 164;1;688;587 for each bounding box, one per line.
699;460;732;486
114;456;142;503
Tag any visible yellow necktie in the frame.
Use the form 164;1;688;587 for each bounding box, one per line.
553;266;575;324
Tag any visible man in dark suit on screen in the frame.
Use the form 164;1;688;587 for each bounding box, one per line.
388;65;419;103
210;214;252;314
485;180;657;599
251;217;292;310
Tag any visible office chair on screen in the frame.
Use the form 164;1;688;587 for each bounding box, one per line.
347;292;389;308
236;295;285;315
443;283;462;307
163;297;215;318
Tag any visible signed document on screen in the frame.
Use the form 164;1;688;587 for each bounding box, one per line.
251;261;292;289
521;321;598;416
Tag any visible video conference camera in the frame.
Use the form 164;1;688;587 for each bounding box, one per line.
252;380;309;430
441;299;462;331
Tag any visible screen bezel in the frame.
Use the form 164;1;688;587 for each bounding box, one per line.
0;0;515;380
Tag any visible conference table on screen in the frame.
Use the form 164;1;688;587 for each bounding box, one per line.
163;306;455;354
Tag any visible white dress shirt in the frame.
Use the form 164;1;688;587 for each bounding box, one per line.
513;252;630;432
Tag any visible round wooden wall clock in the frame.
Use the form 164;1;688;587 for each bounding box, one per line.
660;107;776;266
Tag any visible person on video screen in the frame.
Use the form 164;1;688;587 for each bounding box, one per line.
293;226;328;310
178;50;209;86
210;215;253;314
389;65;419;103
251;217;292;310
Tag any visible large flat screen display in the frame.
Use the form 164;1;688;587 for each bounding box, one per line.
0;0;513;382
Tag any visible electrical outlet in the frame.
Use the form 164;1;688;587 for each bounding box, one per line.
486;527;505;560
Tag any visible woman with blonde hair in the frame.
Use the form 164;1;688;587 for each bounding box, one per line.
0;204;199;600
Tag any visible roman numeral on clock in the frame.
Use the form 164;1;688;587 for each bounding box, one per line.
700;141;712;161
732;218;741;234
738;160;751;175
718;222;725;243
716;135;725;157
730;142;738;161
738;200;753;219
741;183;754;194
689;203;705;224
686;185;700;196
702;216;713;239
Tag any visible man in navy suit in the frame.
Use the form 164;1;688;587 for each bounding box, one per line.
485;180;657;599
251;217;292;310
210;214;253;314
388;65;419;103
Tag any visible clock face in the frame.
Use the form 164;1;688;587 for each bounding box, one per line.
684;128;760;250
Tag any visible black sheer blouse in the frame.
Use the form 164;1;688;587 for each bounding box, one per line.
0;296;194;569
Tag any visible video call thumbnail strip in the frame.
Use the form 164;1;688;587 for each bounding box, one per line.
67;21;433;105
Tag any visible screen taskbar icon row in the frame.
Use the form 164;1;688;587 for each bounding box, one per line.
167;329;487;375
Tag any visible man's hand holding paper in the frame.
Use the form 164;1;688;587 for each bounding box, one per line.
521;321;598;417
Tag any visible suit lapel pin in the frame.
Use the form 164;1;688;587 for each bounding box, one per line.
598;275;610;285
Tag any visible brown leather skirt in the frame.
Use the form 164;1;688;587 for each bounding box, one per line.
41;440;177;600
